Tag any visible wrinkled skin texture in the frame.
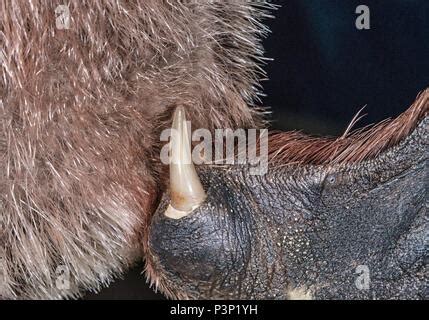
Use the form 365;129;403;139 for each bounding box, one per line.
148;117;428;299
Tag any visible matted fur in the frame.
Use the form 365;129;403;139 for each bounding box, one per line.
0;0;273;299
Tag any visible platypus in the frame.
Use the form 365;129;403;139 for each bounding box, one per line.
0;1;427;299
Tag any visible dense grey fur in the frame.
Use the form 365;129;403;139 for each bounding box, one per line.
0;1;272;299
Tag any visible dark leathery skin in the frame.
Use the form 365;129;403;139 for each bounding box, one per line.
149;117;428;299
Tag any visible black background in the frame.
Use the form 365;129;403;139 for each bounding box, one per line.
264;0;429;135
85;0;429;299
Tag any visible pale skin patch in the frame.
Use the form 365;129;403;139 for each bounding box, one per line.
286;287;313;300
164;204;192;220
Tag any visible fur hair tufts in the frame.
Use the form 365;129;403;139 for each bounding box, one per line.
0;0;273;299
268;89;428;165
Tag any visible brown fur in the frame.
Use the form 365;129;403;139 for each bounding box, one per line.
0;0;272;299
269;89;428;165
